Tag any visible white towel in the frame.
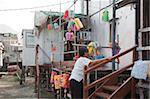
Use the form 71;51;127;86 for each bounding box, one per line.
131;60;148;80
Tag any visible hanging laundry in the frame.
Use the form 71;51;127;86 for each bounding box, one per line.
47;24;52;30
64;10;69;19
87;42;99;56
67;20;75;29
60;74;70;88
50;71;57;83
102;10;109;22
53;23;59;30
69;10;75;18
74;18;83;28
54;75;61;89
74;20;80;31
72;25;80;31
65;29;74;51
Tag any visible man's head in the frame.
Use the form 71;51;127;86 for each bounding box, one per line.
79;47;88;57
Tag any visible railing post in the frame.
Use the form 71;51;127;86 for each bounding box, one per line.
131;77;136;98
132;47;136;64
83;65;88;99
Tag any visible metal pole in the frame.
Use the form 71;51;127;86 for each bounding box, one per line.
86;0;89;15
112;0;116;71
138;0;143;60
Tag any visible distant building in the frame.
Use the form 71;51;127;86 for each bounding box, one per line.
0;42;4;67
22;29;35;66
0;24;19;64
0;33;18;52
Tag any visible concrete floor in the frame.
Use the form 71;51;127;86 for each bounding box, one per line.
0;75;55;99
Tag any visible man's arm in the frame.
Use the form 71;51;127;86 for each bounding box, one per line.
88;58;110;67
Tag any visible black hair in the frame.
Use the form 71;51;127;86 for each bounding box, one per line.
79;47;88;57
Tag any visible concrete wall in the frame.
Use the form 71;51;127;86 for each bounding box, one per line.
89;0;136;68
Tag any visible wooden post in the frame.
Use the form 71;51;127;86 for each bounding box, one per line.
35;44;40;99
34;66;37;93
132;47;136;64
131;77;136;98
83;65;88;99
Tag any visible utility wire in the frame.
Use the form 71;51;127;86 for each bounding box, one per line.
90;0;120;17
47;0;79;23
68;0;78;9
0;1;71;12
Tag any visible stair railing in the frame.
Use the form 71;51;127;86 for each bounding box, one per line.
83;45;137;99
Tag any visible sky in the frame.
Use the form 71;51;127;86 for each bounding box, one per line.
0;0;82;35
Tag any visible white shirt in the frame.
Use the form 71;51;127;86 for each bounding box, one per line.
69;57;92;82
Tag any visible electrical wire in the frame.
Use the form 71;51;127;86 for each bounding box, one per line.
45;0;79;24
68;0;78;9
90;0;120;17
0;1;72;12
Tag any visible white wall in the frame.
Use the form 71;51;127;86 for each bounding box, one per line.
89;0;136;68
34;11;65;65
116;5;135;67
22;29;35;66
41;28;64;64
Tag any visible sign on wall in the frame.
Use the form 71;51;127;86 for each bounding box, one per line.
26;32;35;48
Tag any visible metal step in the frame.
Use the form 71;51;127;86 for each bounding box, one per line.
95;92;110;99
102;85;119;92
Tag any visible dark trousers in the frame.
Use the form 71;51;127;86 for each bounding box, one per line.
67;40;73;51
70;79;83;99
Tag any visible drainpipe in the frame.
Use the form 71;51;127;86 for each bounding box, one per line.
112;0;116;71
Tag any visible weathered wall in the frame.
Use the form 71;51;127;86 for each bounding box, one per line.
89;0;135;68
22;29;35;66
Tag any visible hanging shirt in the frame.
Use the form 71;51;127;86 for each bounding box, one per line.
69;57;92;82
65;32;74;41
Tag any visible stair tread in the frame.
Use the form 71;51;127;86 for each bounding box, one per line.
102;85;119;91
95;92;110;98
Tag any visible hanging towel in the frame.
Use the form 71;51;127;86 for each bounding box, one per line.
50;71;57;83
74;18;83;28
74;21;80;30
131;60;149;80
60;74;70;88
102;10;109;22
